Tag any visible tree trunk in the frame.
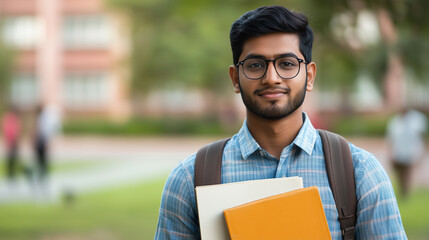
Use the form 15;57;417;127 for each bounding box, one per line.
377;8;405;112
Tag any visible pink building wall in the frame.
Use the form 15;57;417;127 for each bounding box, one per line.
0;0;130;120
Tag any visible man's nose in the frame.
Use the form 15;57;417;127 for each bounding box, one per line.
261;61;282;85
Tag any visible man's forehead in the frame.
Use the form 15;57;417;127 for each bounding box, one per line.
240;33;302;59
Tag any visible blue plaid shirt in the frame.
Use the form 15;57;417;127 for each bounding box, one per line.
155;113;406;239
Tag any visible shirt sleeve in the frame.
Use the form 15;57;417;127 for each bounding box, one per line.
353;153;407;239
154;156;200;240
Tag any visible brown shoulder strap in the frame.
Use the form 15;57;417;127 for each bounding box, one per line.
194;138;230;187
318;129;356;240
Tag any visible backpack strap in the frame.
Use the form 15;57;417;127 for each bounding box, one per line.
194;138;230;187
318;129;357;240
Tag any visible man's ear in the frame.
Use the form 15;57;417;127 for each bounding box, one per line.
229;65;240;93
305;62;316;92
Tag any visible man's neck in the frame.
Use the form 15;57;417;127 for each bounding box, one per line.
246;110;304;159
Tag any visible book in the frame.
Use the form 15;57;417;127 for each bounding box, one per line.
195;176;303;240
223;186;331;240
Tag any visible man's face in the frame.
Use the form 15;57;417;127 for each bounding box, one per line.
229;33;316;120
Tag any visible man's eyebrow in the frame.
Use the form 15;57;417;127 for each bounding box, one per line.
243;52;300;60
277;53;299;58
243;54;265;60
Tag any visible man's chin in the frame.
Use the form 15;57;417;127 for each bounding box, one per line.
249;105;294;120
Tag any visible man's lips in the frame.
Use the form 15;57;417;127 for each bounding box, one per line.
255;87;290;99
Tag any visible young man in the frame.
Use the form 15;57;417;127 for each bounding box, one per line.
2;105;21;184
155;6;406;239
387;107;427;198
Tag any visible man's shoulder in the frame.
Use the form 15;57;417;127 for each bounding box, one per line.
347;142;373;162
346;141;382;174
315;130;374;160
315;132;379;174
172;152;198;176
346;141;392;189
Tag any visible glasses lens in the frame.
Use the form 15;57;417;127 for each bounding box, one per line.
275;57;300;79
243;58;266;79
242;57;301;79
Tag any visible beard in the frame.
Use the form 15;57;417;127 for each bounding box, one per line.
239;78;307;120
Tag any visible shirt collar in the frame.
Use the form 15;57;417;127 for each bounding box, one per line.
237;119;261;160
236;112;318;159
291;112;317;155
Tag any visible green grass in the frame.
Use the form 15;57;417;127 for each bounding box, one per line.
0;176;167;240
395;187;429;240
0;175;428;240
0;159;108;180
50;160;110;173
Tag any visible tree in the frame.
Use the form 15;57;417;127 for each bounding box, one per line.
298;0;429;111
107;0;429;116
0;35;15;113
107;0;269;117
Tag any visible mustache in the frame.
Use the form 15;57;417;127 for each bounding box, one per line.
254;86;290;95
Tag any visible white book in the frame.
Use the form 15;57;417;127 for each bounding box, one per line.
195;176;303;240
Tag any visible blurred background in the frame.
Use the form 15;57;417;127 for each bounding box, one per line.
0;0;428;239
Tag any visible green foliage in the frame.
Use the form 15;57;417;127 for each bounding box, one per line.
330;112;429;137
302;0;429;95
0;33;15;112
329;114;391;136
62;114;402;137
107;0;242;94
62;117;239;136
64;113;423;137
315;47;357;90
369;0;429;82
399;29;429;80
106;0;429;110
106;0;303;96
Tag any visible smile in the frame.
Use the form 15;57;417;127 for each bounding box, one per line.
255;88;289;99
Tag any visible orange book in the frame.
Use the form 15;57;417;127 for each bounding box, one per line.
223;186;331;240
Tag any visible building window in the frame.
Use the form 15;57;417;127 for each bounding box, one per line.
63;72;109;108
10;73;38;105
63;15;111;49
2;16;40;49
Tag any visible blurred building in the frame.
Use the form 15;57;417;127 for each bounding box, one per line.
0;0;130;120
1;1;426;122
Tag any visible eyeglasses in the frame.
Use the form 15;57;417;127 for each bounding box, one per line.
236;56;307;80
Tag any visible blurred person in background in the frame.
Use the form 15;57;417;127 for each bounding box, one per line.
32;103;61;197
387;106;427;198
1;105;21;186
155;5;406;239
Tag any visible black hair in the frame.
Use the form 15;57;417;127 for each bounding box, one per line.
230;6;313;65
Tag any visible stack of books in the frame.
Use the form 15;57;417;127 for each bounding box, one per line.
195;177;331;240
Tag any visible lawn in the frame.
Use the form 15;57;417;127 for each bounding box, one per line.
0;176;166;240
0;159;107;179
396;187;429;240
0;176;428;240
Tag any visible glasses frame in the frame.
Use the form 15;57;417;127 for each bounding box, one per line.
236;55;307;80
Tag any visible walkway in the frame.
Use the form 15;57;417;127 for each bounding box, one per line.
0;136;428;204
0;136;218;204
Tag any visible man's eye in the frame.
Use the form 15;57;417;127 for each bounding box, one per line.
278;61;297;70
248;63;263;69
279;61;294;67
